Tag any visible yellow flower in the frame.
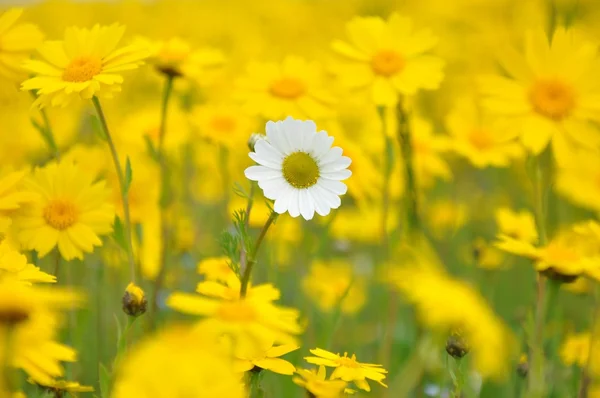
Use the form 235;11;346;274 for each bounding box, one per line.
293;365;349;398
304;348;387;392
0;169;37;217
480;27;600;162
425;199;468;239
32;379;94;397
389;266;514;380
471;238;505;271
233;338;298;375
21;23;149;108
0;241;55;285
143;37;225;80
495;207;538;243
411;116;452;187
331;13;444;105
122;282;147;317
329;207;397;244
167;282;302;347
302;260;366;315
555;150;600;213
112;325;245;398
13;160;115;261
560;332;593;368
0;8;43;89
495;223;600;282
236;55;335;119
446;98;523;168
197;256;237;283
190;103;256;149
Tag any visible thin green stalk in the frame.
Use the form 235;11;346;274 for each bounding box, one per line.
92;96;137;283
396;100;420;238
578;286;600;397
377;106;393;254
150;75;175;326
527;154;550;398
240;182;256;273
29;92;59;159
240;211;277;297
450;357;465;398
2;324;17;394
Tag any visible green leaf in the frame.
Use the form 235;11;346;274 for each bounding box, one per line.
99;362;111;398
124;157;133;195
144;135;160;162
112;216;128;253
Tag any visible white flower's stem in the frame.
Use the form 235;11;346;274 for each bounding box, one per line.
240;211;277;298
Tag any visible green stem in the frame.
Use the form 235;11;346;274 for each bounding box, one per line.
92;96;137;283
377;106;393;255
240;211;277;297
29;91;59;159
396;100;420;238
527;154;550;398
240;182;256;274
150;75;175;327
2;324;17;394
451;357;465;398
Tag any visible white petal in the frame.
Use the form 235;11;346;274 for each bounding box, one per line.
266;120;291;154
318;147;343;165
298;189;315;220
260;177;288;200
319;179;348;195
249;152;281;169
308;186;330;217
255;139;284;162
321;169;352;180
274;185;293;214
320;156;352;172
314;184;341;209
310;131;334;158
245;165;281;181
287;189;301;218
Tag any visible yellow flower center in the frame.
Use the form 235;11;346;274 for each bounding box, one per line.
269;77;306;99
43;199;78;230
282;152;320;189
62;56;103;82
468;130;493;150
371;50;405;77
529;79;575;121
217;300;256;322
211;116;236;133
337;353;360;368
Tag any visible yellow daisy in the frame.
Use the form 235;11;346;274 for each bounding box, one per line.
480;27;600;162
0;8;43;89
0;169;37;218
331;13;444;105
446;98;523;168
32;380;94;397
13;160;114;261
560;332;593;368
197;256;237;283
21;23;149;107
410;116;452;187
233;338;298;375
190;103;256;149
0;241;55;285
293;365;349;398
236;55;336;119
304;348;387;392
555;150;600;213
495;207;538;243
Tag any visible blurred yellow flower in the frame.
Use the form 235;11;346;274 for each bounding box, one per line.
411;116;452;187
560;332;594;368
305;348;387;391
0;169;37;219
32;380;94;397
190;102;256;149
389;266;515;380
22;24;149;107
446;98;523;168
197;256;237;283
302;260;366;315
233;338;298;375
14;161;114;261
112;325;245;398
236;56;335;119
424;199;468;239
331;13;444;105
471;238;505;270
495;207;538;243
0;8;43;90
480;27;600;162
556;151;600;213
293;365;349;398
0;241;55;285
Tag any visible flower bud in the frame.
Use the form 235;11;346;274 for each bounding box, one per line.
446;332;469;359
248;133;265;151
122;283;147;317
516;354;528;378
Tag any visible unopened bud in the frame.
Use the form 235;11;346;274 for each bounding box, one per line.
248;133;265;151
122;283;147;317
516;354;528;378
446;332;469;359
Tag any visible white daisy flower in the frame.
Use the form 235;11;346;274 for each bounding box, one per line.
244;116;352;220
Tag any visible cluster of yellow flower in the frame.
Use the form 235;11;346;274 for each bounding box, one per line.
1;0;600;397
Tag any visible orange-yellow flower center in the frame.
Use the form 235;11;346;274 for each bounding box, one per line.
269;77;306;99
468;130;494;150
43;199;78;230
529;79;575;121
371;50;404;77
217;300;256;322
62;56;102;82
282;152;320;189
211;116;236;133
337;354;360;368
